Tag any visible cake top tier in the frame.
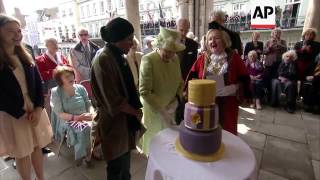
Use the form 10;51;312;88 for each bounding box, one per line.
188;80;216;106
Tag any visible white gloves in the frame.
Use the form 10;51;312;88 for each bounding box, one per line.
216;84;239;97
159;99;178;127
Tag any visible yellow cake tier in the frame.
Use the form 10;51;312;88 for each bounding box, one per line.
188;80;216;106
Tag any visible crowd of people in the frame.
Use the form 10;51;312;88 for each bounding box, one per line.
0;8;320;180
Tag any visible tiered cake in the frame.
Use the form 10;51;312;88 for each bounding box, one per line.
176;80;224;162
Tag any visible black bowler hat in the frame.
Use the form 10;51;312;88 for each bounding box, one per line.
100;17;134;43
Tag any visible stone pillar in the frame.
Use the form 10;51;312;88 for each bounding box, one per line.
73;0;80;28
194;0;200;38
177;0;189;19
124;0;142;49
199;0;206;38
303;0;320;42
205;0;213;31
188;0;194;33
0;0;5;14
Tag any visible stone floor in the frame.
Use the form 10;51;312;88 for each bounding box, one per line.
1;106;319;180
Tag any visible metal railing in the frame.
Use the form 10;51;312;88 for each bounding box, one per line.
224;15;305;32
140;19;177;36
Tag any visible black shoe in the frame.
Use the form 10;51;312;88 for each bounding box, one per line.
42;147;51;154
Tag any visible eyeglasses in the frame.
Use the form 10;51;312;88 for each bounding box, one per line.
79;34;88;37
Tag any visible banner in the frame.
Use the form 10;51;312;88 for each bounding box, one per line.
250;0;276;29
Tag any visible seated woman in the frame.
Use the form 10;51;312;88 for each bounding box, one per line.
246;50;264;109
301;53;320;113
50;66;93;166
271;50;298;113
186;27;251;135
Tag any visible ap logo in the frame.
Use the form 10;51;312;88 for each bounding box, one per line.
251;0;276;29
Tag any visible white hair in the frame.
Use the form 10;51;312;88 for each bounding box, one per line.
282;50;297;61
271;28;282;35
248;50;258;59
44;37;58;47
77;27;88;35
186;32;195;39
210;10;226;22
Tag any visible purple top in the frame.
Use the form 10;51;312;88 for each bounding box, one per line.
246;61;264;76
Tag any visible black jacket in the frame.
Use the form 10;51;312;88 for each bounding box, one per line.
178;38;199;81
277;61;297;81
0;61;44;119
244;41;264;59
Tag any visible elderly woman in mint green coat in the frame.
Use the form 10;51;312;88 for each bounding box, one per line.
139;27;186;154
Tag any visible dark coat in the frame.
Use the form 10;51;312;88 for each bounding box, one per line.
177;38;199;81
244;41;264;60
0;61;44;119
91;45;145;161
277;61;297;81
294;40;320;80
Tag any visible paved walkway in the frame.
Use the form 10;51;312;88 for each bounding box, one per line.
1;106;319;180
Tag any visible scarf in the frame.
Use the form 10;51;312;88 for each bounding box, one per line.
207;52;228;75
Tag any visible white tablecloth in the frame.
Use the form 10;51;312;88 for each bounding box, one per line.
145;127;257;180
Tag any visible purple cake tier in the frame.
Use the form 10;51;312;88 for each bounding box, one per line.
184;102;219;131
179;122;222;155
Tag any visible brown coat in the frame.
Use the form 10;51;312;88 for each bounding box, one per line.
91;46;145;161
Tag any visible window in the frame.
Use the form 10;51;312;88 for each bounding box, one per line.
87;4;91;17
69;8;73;16
81;6;84;18
120;0;124;8
93;3;97;15
140;4;144;10
62;10;66;17
100;1;105;14
95;23;99;37
233;4;239;11
233;3;245;15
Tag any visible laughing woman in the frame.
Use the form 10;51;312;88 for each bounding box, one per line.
186;25;251;135
0;14;52;180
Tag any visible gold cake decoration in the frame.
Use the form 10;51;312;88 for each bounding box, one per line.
191;113;202;125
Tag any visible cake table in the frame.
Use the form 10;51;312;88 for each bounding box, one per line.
145;127;258;180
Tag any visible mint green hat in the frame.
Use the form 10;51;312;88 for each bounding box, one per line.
152;27;186;52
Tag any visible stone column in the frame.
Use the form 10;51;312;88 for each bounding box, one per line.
124;0;142;49
199;0;206;38
303;0;320;42
177;0;189;19
188;0;194;33
0;0;5;14
194;0;200;38
205;0;213;31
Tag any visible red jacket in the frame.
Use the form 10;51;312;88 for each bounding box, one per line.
36;53;69;81
186;50;252;98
